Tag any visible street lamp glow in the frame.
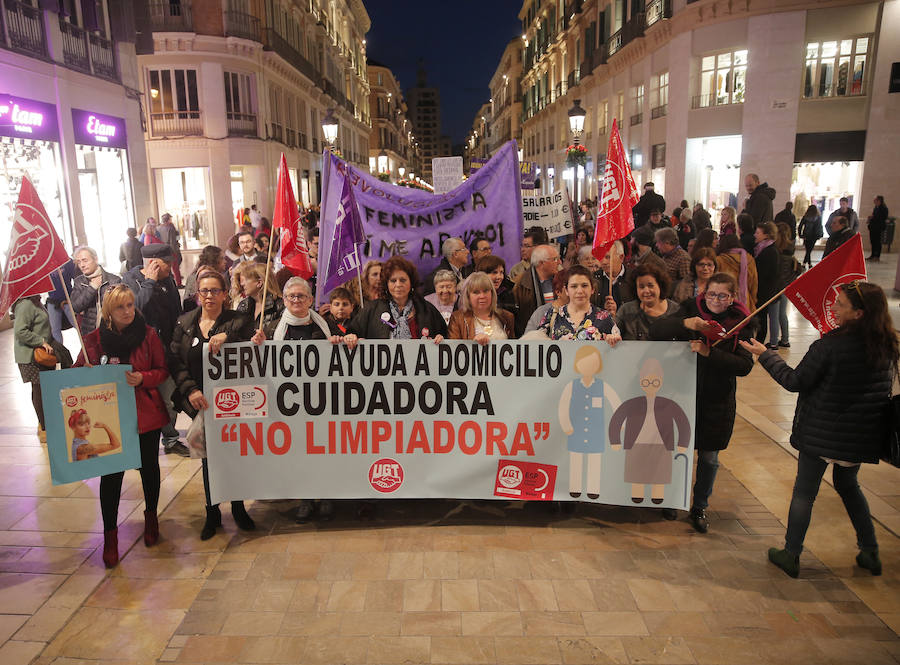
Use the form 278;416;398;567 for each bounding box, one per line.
568;99;586;137
377;149;388;174
398;166;406;178
321;108;338;147
547;165;555;179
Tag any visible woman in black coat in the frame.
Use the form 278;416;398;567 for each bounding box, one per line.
752;222;780;348
796;205;823;268
653;273;754;532
741;281;897;578
168;270;256;540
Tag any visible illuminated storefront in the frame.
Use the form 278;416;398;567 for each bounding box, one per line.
685;136;742;228
154;167;211;251
71;109;135;270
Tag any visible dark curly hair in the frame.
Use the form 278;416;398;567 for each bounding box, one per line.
840;281;899;373
379;256;421;301
632;261;670;298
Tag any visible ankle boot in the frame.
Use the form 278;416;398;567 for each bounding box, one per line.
856;549;882;576
103;528;119;568
143;510;159;547
231;501;256;531
201;505;222;541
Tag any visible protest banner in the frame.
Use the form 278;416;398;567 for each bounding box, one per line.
203;340;696;508
521;189;575;240
40;366;141;485
318;141;523;304
432;156;464;194
471;157;536;190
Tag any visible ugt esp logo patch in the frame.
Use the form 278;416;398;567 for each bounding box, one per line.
368;458;404;493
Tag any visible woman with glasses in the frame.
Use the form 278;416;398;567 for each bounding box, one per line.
740;281;897;578
672;248;717;305
169;271;256;540
654;272;754;532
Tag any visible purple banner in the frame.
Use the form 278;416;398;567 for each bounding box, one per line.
472;157;534;188
318;141;524;304
71;109;127;149
0;94;59;142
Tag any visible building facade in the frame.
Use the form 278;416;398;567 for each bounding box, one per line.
366;59;419;180
519;0;898;238
488;38;525;156
405;65;443;183
463;102;492;173
0;1;151;272
138;0;371;265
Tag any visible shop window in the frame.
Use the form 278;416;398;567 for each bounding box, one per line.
652;143;666;169
148;68;200;135
224;71;256;136
694;49;747;108
651;71;668;118
156;167;210;250
803;37;870;99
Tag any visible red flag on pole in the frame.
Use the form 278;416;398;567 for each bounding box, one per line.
271;153;313;279
592;119;640;261
0;177;72;314
784;233;867;335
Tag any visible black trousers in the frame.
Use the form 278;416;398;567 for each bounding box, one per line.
100;429;162;531
869;224;884;258
31;381;45;430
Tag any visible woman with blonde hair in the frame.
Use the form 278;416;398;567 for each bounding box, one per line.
233;261;284;337
719;206;737;235
361;260;383;301
73;285;170;566
448;271;514;343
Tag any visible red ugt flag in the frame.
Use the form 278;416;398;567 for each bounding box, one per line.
784;233;867;335
592;119;640;261
272;153;313;279
0;177;71;314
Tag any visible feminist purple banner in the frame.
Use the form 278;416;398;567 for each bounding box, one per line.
318;141;523;304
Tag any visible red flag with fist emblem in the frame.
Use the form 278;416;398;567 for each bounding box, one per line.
592;119;640;261
272;153;313;279
0;177;71;313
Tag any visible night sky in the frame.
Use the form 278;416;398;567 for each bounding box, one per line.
364;0;523;148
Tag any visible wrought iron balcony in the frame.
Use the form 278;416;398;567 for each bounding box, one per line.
59;19;118;81
227;112;257;136
1;0;47;58
651;104;667;119
150;111;202;136
630;112;643;126
224;10;261;42
646;0;672;28
263;28;318;82
149;0;193;32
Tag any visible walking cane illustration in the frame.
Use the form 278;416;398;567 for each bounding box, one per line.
674;452;689;506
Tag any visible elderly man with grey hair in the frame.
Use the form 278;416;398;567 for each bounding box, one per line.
425;236;471;294
70;245;122;337
654;227;691;296
512;243;561;336
591;240;634;314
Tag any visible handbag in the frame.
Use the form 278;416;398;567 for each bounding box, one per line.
33;346;57;368
882;395;900;468
186;412;207;459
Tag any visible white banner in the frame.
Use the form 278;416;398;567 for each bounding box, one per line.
522;189;575;239
203;341;696;508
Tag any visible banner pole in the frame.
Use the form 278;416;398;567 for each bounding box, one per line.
258;229;276;336
353;244;364;306
711;287;786;348
57;267;90;366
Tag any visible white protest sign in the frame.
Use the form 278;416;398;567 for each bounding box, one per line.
522;189;575;239
432;156;464;194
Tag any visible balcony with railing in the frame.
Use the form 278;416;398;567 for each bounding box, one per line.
567;67;580;90
262;28;317;82
150;111;202;136
149;0;193;32
224;10;260;42
227;112;257;136
630;112;643;126
651;104;667;119
608;15;646;58
269;122;283;143
646;0;672;28
1;0;47;58
691;92;744;109
59;19;117;81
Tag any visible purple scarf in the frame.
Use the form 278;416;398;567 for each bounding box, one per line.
726;248;750;308
753;238;774;257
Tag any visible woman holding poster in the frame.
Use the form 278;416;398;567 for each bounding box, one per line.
741;282;896;579
169;271;256;540
74;285;170;568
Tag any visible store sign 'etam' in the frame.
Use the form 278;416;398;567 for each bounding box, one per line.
71;108;127;149
0;94;59;142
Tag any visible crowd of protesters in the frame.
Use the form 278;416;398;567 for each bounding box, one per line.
9;185;893;579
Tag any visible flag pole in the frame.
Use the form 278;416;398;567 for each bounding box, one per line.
56;267;90;366
353;245;364;306
710;287;786;348
257;228;277;337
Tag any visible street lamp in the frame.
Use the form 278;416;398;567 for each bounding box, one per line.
398;165;406;178
568;98;587;208
321;108;338;150
377;149;388;174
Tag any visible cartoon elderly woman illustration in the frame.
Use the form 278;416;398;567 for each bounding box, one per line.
608;357;691;504
68;409;121;461
558;345;618;498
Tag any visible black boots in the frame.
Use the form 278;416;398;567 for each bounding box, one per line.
201;505;222;541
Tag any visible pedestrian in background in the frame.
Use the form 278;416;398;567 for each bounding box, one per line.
119;228;143;274
741;281;897;578
157;213;183;287
12;296;53;442
752;222;780;349
774;202;797;240
797;205;823;268
866;195;888;262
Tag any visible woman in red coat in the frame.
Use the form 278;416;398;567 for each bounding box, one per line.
75;285;170;568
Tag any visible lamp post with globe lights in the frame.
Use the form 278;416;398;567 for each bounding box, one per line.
567;99;587;210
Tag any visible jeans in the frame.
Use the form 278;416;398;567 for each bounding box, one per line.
156;376;181;444
754;304;778;345
691;450;719;510
784;451;878;555
46;301;75;344
99;429;161;531
777;295;789;344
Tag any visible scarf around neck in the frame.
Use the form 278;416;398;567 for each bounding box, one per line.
389;300;414;339
273;309;330;341
99;312;148;362
753;238;774;257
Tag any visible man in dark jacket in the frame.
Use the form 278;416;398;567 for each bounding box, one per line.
823;216;856;257
866;195;888;261
692;204;712;234
157;213;183;287
632;182;666;227
512;244;561;336
742;173;775;224
425;237;471;294
774;202;797;240
123;244;188;456
70;245;121;337
119;228;143;274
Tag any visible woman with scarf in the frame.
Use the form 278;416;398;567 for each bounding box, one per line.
797;204;823;268
74;285;170;567
169;271;256;540
654;273;754;532
716;234;758;311
342;256;447;346
752;222;780;348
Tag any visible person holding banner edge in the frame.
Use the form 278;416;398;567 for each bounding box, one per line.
168;271;257;540
740;281;896;578
73;285;170;567
447;271;514;344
